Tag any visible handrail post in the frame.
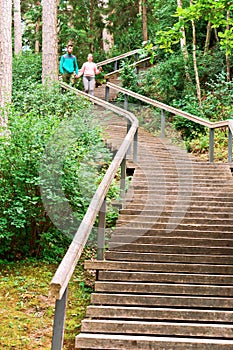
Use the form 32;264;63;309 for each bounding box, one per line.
209;128;214;163
161;109;165;138
51;287;68;350
228;126;232;163
124;94;128;110
127;120;131;155
114;60;118;71
105;81;110;102
133;127;138;163
97;198;106;260
120;156;126;197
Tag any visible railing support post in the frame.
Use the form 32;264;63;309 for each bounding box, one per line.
114;60;118;71
51;287;68;350
124;94;128;110
228;126;232;163
127;120;131;155
105;83;110;102
120;157;126;198
161;109;165;138
133;127;138;163
97;198;106;260
209;128;214;163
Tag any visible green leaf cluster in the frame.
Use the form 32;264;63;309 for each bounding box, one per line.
0;54;112;261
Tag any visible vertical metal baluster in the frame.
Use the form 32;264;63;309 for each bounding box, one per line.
97;199;106;260
228;126;232;163
120;157;126;198
51;287;68;350
124;94;128;110
105;83;109;102
161;109;165;138
133;127;138;163
209;128;214;163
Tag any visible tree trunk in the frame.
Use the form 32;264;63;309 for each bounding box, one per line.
192;17;202;106
142;0;148;42
35;18;40;53
13;0;22;55
204;21;211;55
101;0;114;52
226;10;230;82
0;0;12;118
42;0;58;84
190;0;201;105
177;0;191;82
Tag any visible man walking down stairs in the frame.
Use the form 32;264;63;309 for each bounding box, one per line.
75;116;233;349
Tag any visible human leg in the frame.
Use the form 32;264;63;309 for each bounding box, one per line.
62;72;72;84
89;77;95;96
83;76;89;93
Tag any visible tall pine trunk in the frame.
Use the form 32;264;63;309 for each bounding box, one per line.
190;0;201;106
0;0;12;119
13;0;22;55
177;0;191;82
42;0;58;83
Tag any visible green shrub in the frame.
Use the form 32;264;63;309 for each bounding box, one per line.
0;81;111;261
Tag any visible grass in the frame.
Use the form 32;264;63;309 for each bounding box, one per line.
0;248;95;349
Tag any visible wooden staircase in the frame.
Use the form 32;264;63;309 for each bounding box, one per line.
75;113;233;349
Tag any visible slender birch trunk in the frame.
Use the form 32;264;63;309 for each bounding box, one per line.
0;0;12;119
177;0;191;82
42;0;58;84
13;0;22;55
204;21;211;55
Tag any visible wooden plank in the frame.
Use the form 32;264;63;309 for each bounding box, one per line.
81;319;233;338
75;333;233;349
94;281;233;296
86;305;233;322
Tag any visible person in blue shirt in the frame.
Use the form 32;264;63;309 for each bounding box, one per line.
59;44;79;85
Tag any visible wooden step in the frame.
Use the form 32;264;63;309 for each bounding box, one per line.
108;242;233;255
94;281;233;297
105;251;233;264
90;293;233;309
98;271;233;285
86;305;233;322
81;319;233;338
84;260;233;275
75;333;233;349
109;235;233;247
112;227;233;238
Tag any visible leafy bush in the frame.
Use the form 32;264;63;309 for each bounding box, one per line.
138;53;190;103
201;73;233;122
0;77;112;261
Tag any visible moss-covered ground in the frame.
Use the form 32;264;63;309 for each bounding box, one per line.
0;249;95;349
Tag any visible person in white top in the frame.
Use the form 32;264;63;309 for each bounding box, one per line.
77;53;102;96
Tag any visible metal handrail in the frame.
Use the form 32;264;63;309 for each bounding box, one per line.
50;82;138;349
106;82;233;163
104;57;153;79
96;48;140;67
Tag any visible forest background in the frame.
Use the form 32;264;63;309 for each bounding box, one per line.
0;0;233;349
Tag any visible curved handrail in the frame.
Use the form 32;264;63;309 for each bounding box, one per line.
104;57;153;79
50;83;138;299
106;82;229;129
96;48;141;67
106;82;233;163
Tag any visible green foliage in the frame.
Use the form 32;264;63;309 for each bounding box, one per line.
201;73;233;121
0;56;113;261
138;53;190;103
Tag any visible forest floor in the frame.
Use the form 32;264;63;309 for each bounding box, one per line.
0;248;95;350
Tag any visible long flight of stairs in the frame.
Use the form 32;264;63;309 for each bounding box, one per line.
75;113;233;349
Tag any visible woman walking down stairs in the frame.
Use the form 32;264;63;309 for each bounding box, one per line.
75;113;233;349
